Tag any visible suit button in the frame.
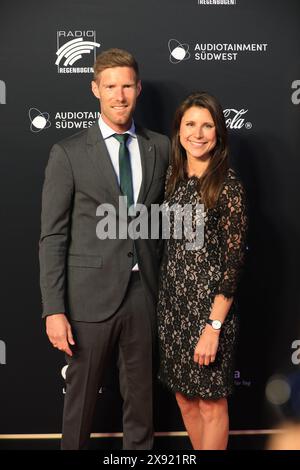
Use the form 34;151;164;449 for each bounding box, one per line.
127;252;133;258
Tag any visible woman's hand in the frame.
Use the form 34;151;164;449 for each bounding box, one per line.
193;325;220;366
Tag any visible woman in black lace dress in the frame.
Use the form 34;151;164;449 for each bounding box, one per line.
157;92;247;450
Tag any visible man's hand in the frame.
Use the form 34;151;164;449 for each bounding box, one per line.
46;313;75;357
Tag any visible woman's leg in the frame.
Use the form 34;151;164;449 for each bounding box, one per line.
176;392;229;450
175;392;203;449
198;397;229;450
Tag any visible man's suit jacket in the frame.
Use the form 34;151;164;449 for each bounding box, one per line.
39;122;170;323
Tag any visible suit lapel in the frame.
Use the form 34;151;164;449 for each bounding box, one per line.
86;123;121;203
86;122;156;206
136;126;156;205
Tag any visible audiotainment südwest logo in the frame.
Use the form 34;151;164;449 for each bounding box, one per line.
291;80;300;105
28;108;100;133
29;108;51;133
168;39;191;64
0;80;6;104
168;38;268;63
55;30;100;74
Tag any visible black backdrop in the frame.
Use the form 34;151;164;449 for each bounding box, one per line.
0;0;300;445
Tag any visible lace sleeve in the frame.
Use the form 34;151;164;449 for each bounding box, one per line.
216;175;248;298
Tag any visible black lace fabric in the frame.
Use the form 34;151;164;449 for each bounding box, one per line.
157;168;247;398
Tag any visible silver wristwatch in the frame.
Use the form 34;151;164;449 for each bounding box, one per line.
206;319;222;330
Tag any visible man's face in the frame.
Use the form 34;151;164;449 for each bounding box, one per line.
92;66;141;133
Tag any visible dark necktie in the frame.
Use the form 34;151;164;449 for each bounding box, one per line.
113;133;134;208
113;133;137;267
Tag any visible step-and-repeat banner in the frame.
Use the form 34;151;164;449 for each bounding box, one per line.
0;0;300;439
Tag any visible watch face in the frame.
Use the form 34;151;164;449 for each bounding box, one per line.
212;320;222;330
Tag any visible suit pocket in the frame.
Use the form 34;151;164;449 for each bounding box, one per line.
67;254;102;268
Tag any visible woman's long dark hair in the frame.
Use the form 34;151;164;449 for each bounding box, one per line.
166;92;229;209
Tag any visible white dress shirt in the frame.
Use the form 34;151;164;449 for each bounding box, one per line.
98;115;142;205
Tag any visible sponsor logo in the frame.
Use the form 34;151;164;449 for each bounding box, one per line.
223;108;252;130
291;80;300;105
0;80;6;104
56;30;100;74
61;365;68;380
169;38;268;63
29;107;51;133
234;370;251;387
29;109;100;132
0;340;6;365
54;111;100;129
197;0;237;5
168;39;190;64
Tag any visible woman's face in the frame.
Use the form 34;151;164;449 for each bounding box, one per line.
179;106;217;161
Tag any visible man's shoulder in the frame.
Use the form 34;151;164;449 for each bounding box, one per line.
53;127;90;151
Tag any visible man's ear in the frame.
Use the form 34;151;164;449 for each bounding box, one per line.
91;80;100;99
136;80;142;97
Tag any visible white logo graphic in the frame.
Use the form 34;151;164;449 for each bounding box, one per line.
223;108;252;130
55;111;99;129
29;108;51;132
168;39;190;64
61;365;69;380
0;80;6;104
0;340;6;365
56;31;100;74
56;37;100;67
291;80;300;105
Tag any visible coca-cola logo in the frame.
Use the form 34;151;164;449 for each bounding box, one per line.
223;108;252;130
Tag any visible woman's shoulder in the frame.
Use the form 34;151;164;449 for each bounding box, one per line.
225;167;238;182
223;167;244;188
219;168;245;202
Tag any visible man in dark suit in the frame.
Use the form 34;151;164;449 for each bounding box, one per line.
39;48;170;450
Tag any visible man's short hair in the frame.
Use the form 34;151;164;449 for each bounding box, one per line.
93;48;139;82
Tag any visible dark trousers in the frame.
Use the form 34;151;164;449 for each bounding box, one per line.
61;272;153;450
